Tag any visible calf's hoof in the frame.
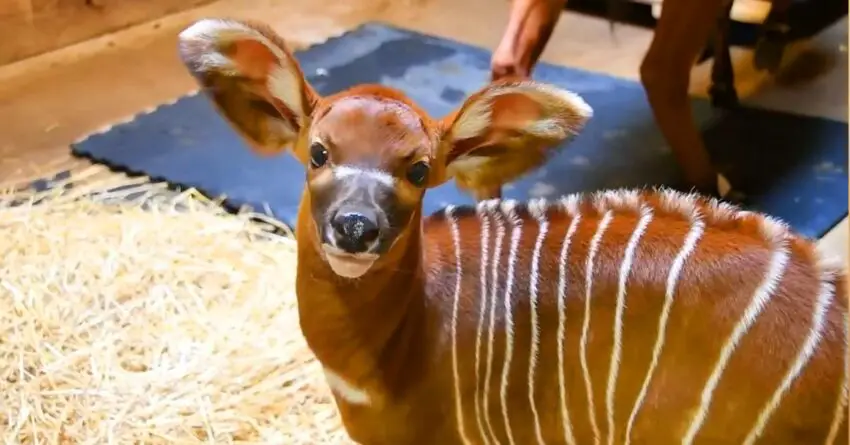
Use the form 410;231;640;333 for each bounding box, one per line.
712;173;750;207
754;25;791;73
672;173;750;208
709;82;740;109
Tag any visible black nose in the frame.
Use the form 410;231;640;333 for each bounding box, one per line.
331;210;380;253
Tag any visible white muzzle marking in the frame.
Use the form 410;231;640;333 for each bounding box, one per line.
322;244;378;278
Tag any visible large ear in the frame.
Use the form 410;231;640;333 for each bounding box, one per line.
436;79;592;196
177;18;318;159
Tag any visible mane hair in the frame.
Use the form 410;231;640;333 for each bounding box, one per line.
431;188;804;245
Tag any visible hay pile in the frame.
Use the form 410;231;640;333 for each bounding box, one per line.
0;173;351;444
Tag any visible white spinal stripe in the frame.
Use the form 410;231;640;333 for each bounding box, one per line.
483;202;506;444
681;217;791;445
592;189;641;214
527;199;550;445
605;206;654;445
499;201;523;445
623;211;706;444
445;206;473;445
557;208;582;445
821;254;849;445
579;210;615;445
473;203;493;445
657;188;699;218
742;273;837;444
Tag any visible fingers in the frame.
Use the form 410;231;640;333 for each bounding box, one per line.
490;0;564;81
490;36;531;81
491;61;528;82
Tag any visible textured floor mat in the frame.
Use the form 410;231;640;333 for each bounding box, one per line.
70;22;848;239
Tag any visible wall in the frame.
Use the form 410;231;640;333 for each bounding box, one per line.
0;0;216;65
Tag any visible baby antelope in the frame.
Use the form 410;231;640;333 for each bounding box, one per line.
178;18;848;445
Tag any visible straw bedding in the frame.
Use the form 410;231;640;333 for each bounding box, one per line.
0;171;351;444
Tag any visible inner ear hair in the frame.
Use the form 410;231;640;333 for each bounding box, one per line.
177;18;319;157
448;80;593;143
178;18;316;117
435;80;592;196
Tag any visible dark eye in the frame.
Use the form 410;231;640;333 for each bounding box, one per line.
310;142;328;168
406;161;430;187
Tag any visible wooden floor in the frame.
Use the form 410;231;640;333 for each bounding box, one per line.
0;0;846;261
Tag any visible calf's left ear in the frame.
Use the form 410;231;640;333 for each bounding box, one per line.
433;80;592;195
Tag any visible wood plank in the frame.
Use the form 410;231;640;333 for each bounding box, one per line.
0;0;33;21
0;0;216;65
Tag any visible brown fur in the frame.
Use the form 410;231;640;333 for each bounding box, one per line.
177;18;848;445
308;189;848;444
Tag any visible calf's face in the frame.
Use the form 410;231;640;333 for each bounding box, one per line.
176;18;593;278
305;95;437;277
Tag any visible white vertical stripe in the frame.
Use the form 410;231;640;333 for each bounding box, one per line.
446;206;473;445
557;213;582;445
825;310;849;445
483;208;506;444
499;205;523;445
743;277;836;444
528;202;550;445
579;211;614;445
474;208;493;445
605;207;654;445
681;237;790;445
623;215;705;444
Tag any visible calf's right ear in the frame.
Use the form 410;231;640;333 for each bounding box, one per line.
177;18;318;161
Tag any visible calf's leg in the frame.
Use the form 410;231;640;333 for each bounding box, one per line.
640;0;731;196
709;1;740;108
754;0;794;73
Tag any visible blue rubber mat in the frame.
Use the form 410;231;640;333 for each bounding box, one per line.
70;22;848;239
